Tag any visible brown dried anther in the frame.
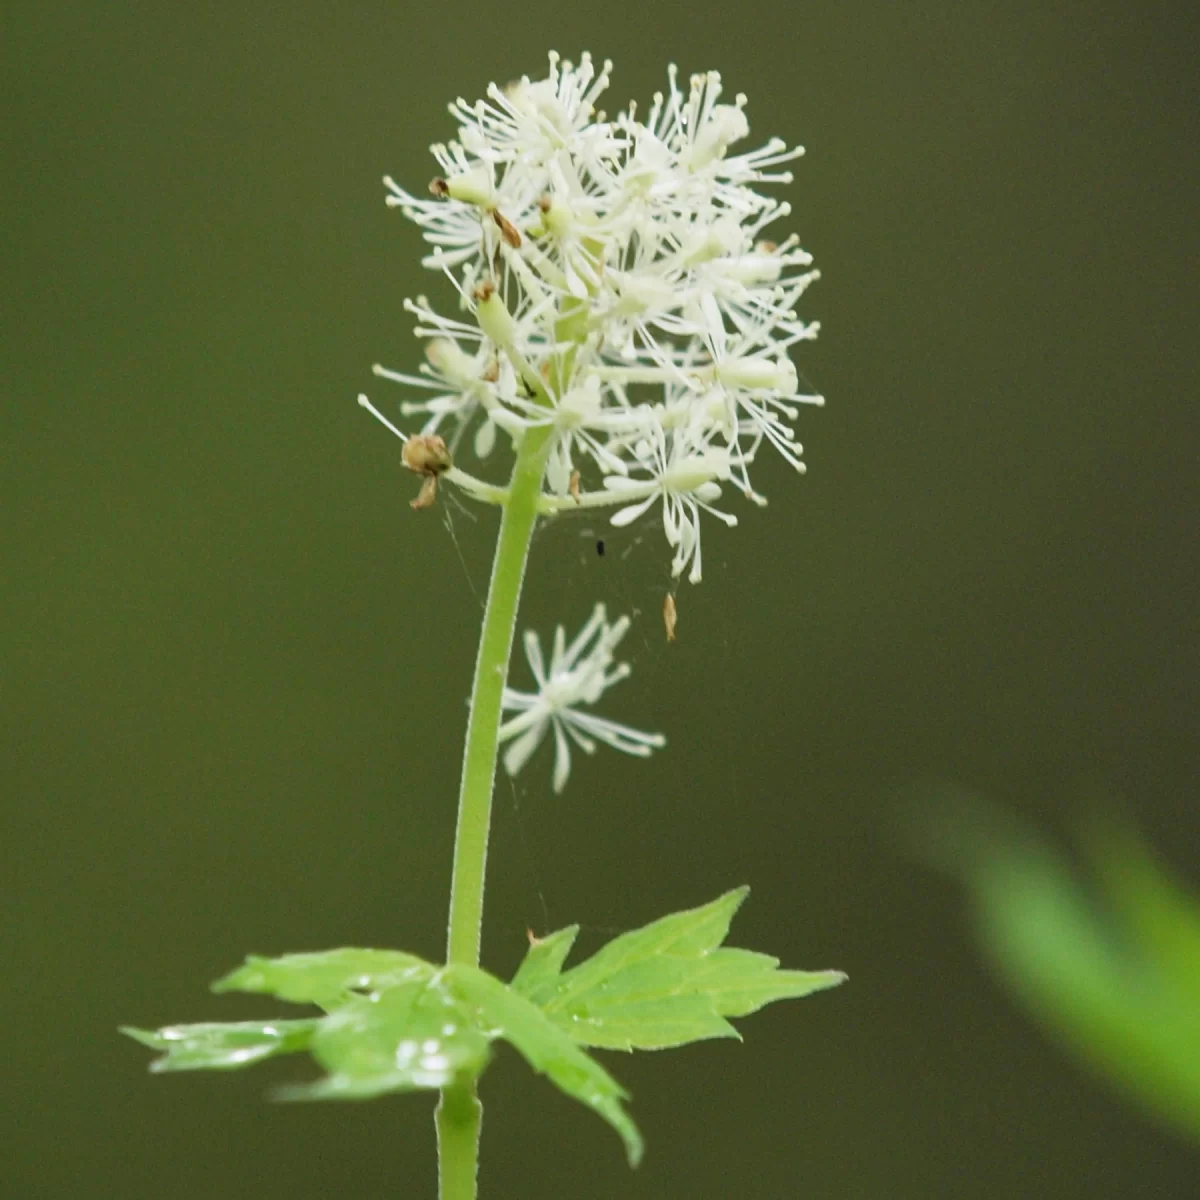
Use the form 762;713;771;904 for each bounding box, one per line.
429;177;450;198
492;209;522;249
663;592;678;643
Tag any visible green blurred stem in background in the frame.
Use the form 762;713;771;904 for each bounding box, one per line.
438;422;555;1200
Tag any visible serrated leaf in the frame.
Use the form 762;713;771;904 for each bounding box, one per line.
510;925;580;1007
446;964;643;1167
673;947;845;1019
554;993;740;1051
511;888;846;1051
129;902;836;1168
121;1019;319;1072
213;948;433;1010
279;975;490;1100
558;889;749;999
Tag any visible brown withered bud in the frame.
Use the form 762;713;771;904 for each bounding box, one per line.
473;279;496;303
663;592;678;643
411;475;440;511
492;209;522;249
569;470;582;503
402;433;452;478
429;177;450;198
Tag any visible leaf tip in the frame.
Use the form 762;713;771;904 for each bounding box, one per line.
210;956;262;994
119;1025;161;1051
800;969;849;995
717;885;751;919
627;1135;645;1169
615;1114;645;1168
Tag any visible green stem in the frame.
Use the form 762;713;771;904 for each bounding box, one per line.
436;1084;483;1200
437;424;553;1200
445;423;553;968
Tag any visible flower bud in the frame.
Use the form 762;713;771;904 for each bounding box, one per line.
424;338;479;389
663;451;729;494
441;166;494;207
538;193;573;239
687;103;750;169
682;220;745;267
716;356;798;395
473;281;515;348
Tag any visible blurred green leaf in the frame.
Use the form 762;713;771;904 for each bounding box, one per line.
943;815;1200;1143
280;975;490;1100
212;948;431;1010
445;964;643;1167
1087;825;1200;999
120;1019;319;1071
511;888;846;1051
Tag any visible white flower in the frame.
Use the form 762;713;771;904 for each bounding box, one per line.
604;423;738;583
499;605;665;793
368;53;822;584
373;338;503;458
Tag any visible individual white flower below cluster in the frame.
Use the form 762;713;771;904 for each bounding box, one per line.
364;51;823;583
498;605;665;793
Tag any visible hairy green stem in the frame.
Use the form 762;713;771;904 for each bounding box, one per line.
438;424;553;1199
436;1083;483;1200
445;423;553;967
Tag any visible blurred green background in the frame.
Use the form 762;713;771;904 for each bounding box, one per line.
4;2;1197;1196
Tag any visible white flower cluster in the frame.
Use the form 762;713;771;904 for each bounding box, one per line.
498;604;665;793
368;52;822;582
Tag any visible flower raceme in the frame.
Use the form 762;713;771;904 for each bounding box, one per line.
362;52;822;584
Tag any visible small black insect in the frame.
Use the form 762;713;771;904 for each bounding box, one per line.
596;539;606;557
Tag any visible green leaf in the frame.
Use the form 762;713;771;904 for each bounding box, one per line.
213;948;432;1010
934;812;1200;1145
280;975;491;1100
511;888;846;1051
120;1019;319;1072
510;925;580;1007
446;964;643;1167
128;948;640;1164
1086;825;1200;998
128;898;838;1168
